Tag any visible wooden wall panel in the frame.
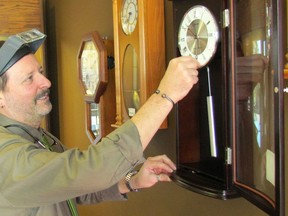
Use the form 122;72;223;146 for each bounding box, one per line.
0;0;43;35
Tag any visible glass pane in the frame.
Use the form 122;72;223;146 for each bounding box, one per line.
235;0;275;202
122;44;141;117
81;41;100;95
90;103;100;137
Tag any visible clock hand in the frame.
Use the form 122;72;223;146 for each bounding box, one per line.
196;35;209;39
187;26;197;39
195;29;201;55
125;12;132;23
189;34;200;56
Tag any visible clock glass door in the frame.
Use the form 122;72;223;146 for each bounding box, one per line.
89;102;100;138
232;0;284;214
122;44;140;119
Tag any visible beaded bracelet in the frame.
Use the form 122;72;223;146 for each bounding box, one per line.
155;89;175;105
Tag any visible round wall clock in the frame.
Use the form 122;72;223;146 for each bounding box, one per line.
178;5;219;68
121;0;138;35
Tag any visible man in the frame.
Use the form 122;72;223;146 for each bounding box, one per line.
0;29;199;215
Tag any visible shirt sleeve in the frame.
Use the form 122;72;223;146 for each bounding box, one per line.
76;183;127;205
0;120;144;208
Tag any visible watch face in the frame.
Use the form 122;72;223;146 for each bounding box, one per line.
121;0;138;35
178;5;219;68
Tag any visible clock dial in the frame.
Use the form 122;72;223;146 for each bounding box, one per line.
178;5;219;68
80;41;99;95
121;0;138;35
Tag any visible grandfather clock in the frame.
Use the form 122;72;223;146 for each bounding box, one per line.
170;0;286;215
112;0;167;128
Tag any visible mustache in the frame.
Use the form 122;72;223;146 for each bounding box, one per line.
35;89;50;100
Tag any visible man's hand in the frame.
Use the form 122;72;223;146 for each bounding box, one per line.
131;56;199;149
157;56;199;104
118;155;176;193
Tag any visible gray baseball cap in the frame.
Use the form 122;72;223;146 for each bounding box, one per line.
0;29;46;76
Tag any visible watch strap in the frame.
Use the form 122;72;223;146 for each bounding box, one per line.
125;171;139;192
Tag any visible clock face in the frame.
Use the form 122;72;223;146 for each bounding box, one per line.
178;5;219;68
78;31;108;103
121;0;138;35
80;41;100;95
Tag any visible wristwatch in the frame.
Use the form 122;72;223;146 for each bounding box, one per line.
125;171;139;192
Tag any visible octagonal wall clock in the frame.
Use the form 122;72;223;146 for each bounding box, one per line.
78;31;108;103
77;31;109;144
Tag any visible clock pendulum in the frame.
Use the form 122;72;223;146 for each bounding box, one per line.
206;66;217;157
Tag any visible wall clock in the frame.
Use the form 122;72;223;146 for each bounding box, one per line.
170;0;286;215
78;31;108;103
178;5;220;68
112;0;167;128
77;31;109;144
177;4;220;157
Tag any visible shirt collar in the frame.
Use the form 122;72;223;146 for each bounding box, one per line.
0;113;42;141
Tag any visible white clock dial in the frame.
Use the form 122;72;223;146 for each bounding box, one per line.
121;0;138;35
178;5;219;68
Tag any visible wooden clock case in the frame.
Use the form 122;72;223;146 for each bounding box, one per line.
78;31;116;144
112;0;167;128
170;0;286;215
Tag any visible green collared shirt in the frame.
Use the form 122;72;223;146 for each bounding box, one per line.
0;114;144;216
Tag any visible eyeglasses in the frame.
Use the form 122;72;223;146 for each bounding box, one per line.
4;124;64;152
